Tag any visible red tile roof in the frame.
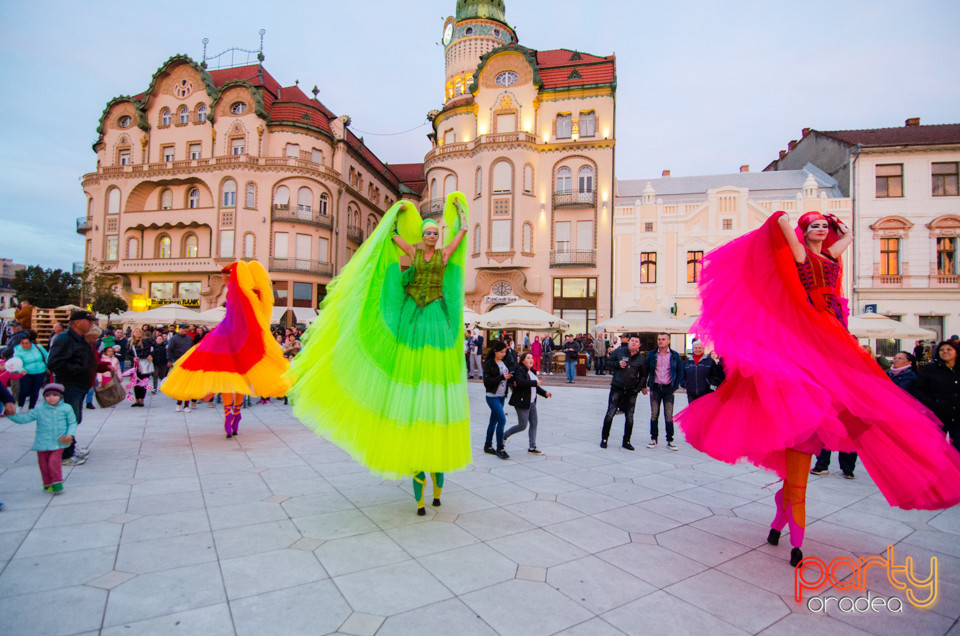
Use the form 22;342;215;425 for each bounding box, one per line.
818;123;960;147
387;163;426;195
534;49;615;90
208;64;282;96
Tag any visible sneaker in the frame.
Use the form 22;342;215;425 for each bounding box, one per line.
85;403;95;410
75;447;90;458
184;406;191;413
810;468;829;476
667;442;679;452
483;444;497;455
622;442;635;451
646;439;658;449
496;448;510;460
600;439;608;449
62;456;85;466
528;448;542;455
842;472;855;480
175;405;182;412
51;482;63;493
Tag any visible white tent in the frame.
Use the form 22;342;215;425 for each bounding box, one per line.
271;307;317;325
592;306;692;335
119;303;211;326
463;307;481;325
194;307;227;325
476;299;569;331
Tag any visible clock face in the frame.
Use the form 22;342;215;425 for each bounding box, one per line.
495;71;518;87
492;281;513;296
443;23;454;45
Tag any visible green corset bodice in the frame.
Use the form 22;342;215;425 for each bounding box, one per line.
407;248;446;307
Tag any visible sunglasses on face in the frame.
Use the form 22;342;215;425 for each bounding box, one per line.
424;231;439;237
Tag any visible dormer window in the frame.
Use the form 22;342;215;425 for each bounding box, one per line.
118;116;132;129
495;71;518;87
231;102;247;115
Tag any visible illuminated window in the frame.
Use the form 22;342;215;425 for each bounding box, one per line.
556;114;572;139
579;111;596;137
937;237;957;275
687;251;704;283
880;238;899;275
106;236;118;261
158;235;172;259
184;234;198;258
640;252;657;283
556;167;572;194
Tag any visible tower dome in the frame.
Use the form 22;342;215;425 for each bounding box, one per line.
456;0;507;24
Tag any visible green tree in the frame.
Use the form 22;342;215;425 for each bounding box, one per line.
91;293;128;316
11;266;81;307
83;260;128;316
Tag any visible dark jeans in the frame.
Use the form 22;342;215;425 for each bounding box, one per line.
152;363;169;390
62;383;86;459
17;372;47;408
595;356;607;375
602;387;638;443
649;384;675;442
813;449;858;475
485;395;506;448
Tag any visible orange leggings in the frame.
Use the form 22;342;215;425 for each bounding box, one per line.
771;448;810;548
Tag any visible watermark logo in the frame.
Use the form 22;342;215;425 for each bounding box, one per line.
796;545;938;612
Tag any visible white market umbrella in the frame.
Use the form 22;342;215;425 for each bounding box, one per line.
890;321;937;340
847;314;908;339
271;307;317;325
195;307;227;325
0;308;14;319
463;307;481;325
592;306;692;335
476;299;569;331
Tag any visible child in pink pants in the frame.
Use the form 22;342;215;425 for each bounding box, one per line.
8;383;77;493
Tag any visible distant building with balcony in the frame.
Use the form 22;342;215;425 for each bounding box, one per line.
765;119;960;343
614;165;852;324
424;0;616;334
0;259;26;309
80;54;423;313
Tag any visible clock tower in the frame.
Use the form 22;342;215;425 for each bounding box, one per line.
441;0;515;105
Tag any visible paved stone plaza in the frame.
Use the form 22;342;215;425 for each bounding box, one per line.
0;382;957;635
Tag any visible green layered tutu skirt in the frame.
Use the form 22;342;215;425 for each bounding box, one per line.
289;194;471;479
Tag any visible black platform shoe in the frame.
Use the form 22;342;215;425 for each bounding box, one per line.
432;498;441;507
790;547;803;567
483;444;497;455
767;529;781;546
417;507;426;516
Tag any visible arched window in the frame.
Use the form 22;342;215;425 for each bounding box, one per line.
319;193;329;216
523;165;534;193
492;162;511;193
285;143;300;158
243;233;255;259
196;104;207;123
107;188;121;214
160;109;171;127
430;178;438;201
444;174;457;198
311;148;323;164
187;188;200;209
473;224;481;254
556;167;572;194
126;237;139;260
454;78;463;96
475;168;482;197
245;183;256;208
184;234;198;258
523;223;533;253
178;106;189;125
222;179;237;207
160;189;173;210
578;166;594;193
297;187;312;212
273;185;290;209
158;235;172;259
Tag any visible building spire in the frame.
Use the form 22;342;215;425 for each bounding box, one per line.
455;0;507;24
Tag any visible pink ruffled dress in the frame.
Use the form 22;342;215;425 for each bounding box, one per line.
677;214;960;511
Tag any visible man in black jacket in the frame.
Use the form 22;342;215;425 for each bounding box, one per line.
562;334;581;383
166;325;195;411
682;341;725;402
46;310;98;462
600;335;647;450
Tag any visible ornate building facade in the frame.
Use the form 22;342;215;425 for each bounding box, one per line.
425;0;616;335
765;120;960;343
614;166;852;324
80;55;423;314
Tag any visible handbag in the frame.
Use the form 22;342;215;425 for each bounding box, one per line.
138;359;155;375
95;376;127;408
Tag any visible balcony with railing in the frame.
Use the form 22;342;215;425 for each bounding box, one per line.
553;190;597;209
104;258;223;273
419;198;445;219
346;225;363;243
875;274;903;287
269;257;334;277
76;217;93;234
271;205;333;230
931;273;960;287
550;249;597;267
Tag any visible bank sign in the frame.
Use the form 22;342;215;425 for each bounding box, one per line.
484;295;518;304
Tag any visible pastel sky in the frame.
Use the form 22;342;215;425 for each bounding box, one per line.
1;0;957;271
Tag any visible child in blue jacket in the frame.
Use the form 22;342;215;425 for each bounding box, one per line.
8;383;77;493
